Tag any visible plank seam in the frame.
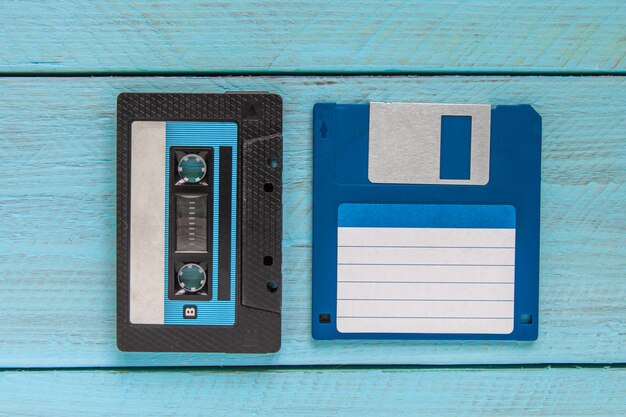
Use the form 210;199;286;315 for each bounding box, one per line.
0;364;624;372
0;70;625;77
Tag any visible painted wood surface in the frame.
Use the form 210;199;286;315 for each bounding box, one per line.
1;1;625;75
0;367;624;416
0;76;623;367
1;2;624;414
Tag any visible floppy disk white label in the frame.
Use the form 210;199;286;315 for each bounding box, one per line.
336;204;516;334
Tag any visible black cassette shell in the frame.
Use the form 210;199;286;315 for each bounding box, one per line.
116;92;282;353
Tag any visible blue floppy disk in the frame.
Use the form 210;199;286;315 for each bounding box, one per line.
312;102;541;340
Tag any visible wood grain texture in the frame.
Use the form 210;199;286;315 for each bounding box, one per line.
0;0;625;74
0;76;624;367
0;367;624;416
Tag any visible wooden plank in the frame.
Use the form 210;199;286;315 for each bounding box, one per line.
0;367;624;416
0;76;624;367
0;1;625;74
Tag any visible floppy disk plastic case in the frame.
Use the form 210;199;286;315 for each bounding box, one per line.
117;93;282;352
312;102;541;340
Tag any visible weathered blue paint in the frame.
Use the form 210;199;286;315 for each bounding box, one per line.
0;2;624;414
0;76;623;367
0;1;624;74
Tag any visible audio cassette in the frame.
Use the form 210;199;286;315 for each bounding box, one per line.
117;92;282;352
312;102;541;340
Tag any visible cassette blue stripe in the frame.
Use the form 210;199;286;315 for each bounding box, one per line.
164;122;238;326
338;204;516;229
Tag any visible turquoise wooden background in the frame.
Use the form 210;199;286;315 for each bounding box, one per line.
0;1;624;415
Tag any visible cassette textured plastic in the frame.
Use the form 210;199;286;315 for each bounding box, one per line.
117;92;282;352
312;102;541;340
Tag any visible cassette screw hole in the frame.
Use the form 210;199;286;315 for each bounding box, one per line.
267;156;279;169
263;256;273;266
264;183;274;192
266;280;278;292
